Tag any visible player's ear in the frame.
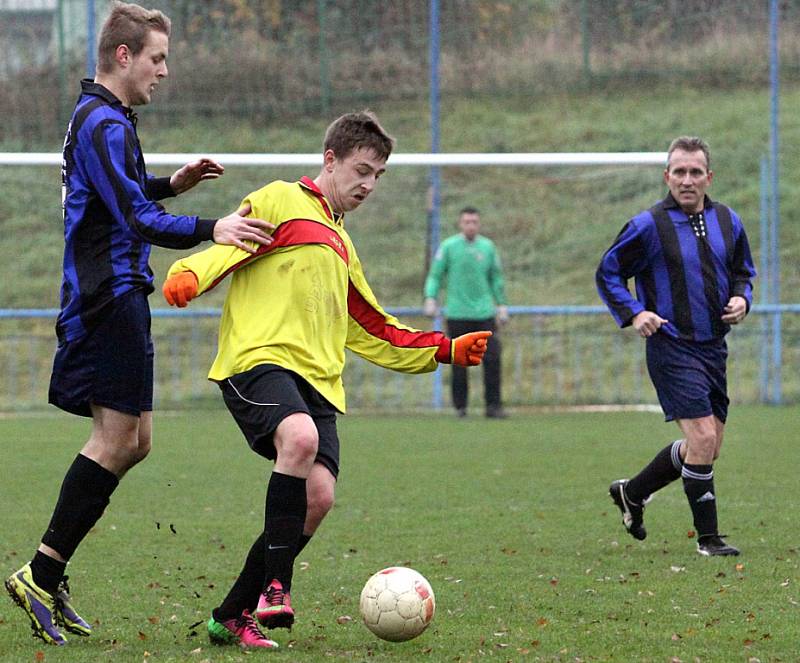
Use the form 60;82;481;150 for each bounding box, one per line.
115;44;131;68
323;149;337;172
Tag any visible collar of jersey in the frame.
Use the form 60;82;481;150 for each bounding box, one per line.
662;192;714;218
299;176;343;226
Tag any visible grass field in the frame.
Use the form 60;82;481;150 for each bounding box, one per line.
1;407;798;662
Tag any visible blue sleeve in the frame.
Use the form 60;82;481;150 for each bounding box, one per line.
730;214;756;311
84;119;213;248
596;219;649;327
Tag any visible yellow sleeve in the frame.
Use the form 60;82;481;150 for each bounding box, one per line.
166;188;276;296
345;245;446;373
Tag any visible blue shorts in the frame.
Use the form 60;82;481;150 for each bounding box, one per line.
645;332;729;424
218;364;340;478
48;289;154;418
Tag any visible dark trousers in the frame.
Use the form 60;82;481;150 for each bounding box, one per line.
446;318;501;411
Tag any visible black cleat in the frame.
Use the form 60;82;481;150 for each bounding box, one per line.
609;479;646;540
485;407;508;419
697;535;740;557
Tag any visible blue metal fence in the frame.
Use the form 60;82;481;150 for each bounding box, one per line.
1;305;796;413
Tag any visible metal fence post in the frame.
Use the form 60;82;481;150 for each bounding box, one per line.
428;0;443;411
769;0;782;404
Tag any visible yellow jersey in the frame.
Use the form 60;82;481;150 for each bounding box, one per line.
167;177;450;412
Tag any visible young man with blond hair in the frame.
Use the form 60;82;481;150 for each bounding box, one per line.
5;2;272;646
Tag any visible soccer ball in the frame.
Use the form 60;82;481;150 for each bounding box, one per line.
359;566;435;642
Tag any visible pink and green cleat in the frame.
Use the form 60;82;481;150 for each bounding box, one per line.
5;563;66;645
255;579;294;629
207;609;279;649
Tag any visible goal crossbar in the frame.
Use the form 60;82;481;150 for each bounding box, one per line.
0;152;667;167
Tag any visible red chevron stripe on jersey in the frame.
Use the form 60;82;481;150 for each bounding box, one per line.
347;281;448;356
207;218;349;291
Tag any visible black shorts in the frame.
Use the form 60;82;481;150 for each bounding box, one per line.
48;289;154;418
646;332;729;424
218;364;340;478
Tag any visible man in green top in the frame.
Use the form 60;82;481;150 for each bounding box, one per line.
424;206;509;418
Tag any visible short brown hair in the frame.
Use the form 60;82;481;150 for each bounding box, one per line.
323;111;394;162
97;1;171;74
667;136;711;170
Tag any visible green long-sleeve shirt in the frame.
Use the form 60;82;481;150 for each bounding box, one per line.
423;233;507;320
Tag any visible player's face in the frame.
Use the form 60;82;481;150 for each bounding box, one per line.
459;212;480;240
125;30;169;106
325;147;387;213
664;148;712;214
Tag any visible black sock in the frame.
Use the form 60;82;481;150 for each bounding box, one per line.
682;463;718;538
296;533;312;558
213;532;266;622
212;530;315;622
263;472;307;593
29;550;67;595
626;440;684;504
41;454;119;561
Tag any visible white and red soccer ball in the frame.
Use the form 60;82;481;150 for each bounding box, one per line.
359;566;436;642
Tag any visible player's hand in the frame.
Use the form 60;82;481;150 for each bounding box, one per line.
632;310;668;338
213;203;275;253
496;305;509;325
169;158;225;194
721;296;747;324
423;297;438;317
163;271;199;308
451;331;493;366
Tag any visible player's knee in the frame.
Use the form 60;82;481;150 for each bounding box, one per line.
278;429;319;469
688;430;717;459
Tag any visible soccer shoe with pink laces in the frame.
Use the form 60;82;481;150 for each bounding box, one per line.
207;609;279;649
255;579;294;629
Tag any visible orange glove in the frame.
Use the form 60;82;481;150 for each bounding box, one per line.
450;331;492;366
162;271;199;308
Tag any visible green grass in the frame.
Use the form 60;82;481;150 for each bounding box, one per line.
1;407;798;661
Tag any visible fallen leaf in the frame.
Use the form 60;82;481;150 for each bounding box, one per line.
35;652;45;662
336;615;352;624
138;631;147;641
736;563;745;572
687;530;696;539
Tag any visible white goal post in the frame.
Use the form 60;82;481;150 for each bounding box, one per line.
0;152;667;167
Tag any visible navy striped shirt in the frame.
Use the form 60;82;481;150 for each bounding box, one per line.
57;80;216;342
596;194;756;342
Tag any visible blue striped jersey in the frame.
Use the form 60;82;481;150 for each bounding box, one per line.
57;80;216;342
596;194;756;342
